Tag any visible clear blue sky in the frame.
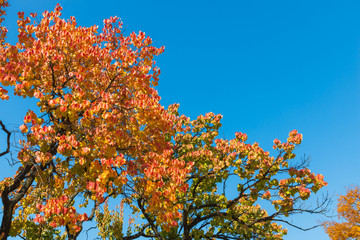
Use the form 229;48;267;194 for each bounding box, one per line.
1;0;360;239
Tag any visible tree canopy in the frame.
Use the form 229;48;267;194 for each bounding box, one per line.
323;186;360;240
0;2;328;239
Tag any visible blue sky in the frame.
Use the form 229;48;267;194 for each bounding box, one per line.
1;0;360;239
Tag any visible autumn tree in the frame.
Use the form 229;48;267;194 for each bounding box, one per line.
323;186;360;240
0;2;328;239
96;108;329;240
0;2;190;239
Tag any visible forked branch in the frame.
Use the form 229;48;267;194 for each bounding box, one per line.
0;120;10;157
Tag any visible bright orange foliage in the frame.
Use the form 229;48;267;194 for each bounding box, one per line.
324;186;360;240
0;2;191;238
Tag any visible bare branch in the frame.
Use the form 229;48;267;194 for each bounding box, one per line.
0;120;11;157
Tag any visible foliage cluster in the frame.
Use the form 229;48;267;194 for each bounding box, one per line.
323;187;360;240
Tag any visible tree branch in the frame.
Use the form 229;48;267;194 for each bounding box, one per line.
0;120;11;157
137;198;164;240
